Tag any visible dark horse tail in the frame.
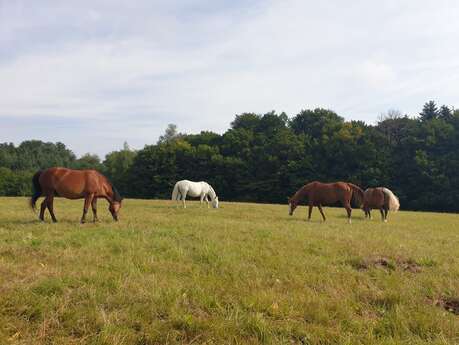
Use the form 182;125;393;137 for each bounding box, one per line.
348;183;364;208
30;170;43;211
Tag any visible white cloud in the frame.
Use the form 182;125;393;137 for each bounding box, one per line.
360;61;396;87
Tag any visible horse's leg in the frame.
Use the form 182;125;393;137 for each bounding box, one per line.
91;198;98;222
379;208;385;222
47;195;58;223
81;194;94;224
206;195;210;208
307;204;313;221
176;192;181;208
384;207;388;223
318;205;326;222
39;198;47;221
345;203;352;224
343;193;352;224
365;208;371;219
181;191;187;209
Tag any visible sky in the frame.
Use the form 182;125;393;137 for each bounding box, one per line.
1;0;459;157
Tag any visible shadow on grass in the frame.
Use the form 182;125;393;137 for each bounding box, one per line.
286;217;328;224
0;218;120;227
335;213;366;220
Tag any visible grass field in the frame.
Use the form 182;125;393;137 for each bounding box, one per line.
0;197;458;345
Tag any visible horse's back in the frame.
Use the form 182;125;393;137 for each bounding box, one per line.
306;181;350;204
364;187;385;208
39;167;106;199
310;181;349;191
175;180;206;196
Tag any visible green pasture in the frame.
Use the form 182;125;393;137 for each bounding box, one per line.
0;197;458;344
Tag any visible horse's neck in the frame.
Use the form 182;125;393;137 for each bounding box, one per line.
207;184;216;200
293;185;309;203
105;187;115;203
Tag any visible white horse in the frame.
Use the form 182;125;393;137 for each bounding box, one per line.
171;180;219;209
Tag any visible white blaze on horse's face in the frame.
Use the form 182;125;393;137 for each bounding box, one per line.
212;197;219;209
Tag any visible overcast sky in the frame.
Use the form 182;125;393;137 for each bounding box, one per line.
1;0;458;157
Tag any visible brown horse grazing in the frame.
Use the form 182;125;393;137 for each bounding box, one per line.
30;167;123;223
288;181;364;223
363;187;400;222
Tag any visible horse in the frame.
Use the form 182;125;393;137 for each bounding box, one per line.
362;187;400;222
288;181;364;223
30;167;123;223
171;180;219;209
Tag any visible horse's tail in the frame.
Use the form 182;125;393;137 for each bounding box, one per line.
382;187;400;211
348;183;364;208
171;182;179;201
30;170;43;211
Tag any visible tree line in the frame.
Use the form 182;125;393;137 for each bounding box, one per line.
1;101;458;212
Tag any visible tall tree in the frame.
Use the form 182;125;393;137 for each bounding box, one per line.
439;105;453;121
158;124;182;144
419;100;439;121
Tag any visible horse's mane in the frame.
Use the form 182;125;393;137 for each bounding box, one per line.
208;184;217;198
111;184;123;202
103;177;122;202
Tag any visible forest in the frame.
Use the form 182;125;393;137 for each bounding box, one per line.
1;101;458;212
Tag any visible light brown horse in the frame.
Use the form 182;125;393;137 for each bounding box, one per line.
288;181;364;223
363;187;400;222
30;167;122;223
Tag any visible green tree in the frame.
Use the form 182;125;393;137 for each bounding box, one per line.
104;142;137;195
290;108;344;138
72;153;103;170
419;100;439;121
158;124;182;144
439;105;453;121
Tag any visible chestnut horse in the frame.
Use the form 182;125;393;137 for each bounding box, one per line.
363;187;399;222
30;167;122;223
288;181;364;223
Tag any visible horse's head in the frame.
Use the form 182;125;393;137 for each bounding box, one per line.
109;201;122;221
212;196;219;209
288;197;298;216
